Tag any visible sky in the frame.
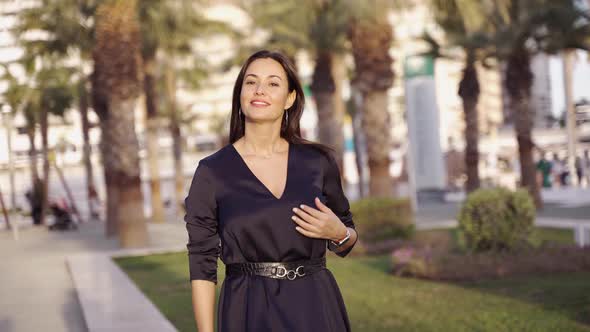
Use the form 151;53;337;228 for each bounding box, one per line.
550;50;590;116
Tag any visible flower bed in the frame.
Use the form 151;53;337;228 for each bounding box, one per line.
391;245;590;281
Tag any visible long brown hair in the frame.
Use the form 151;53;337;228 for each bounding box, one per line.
228;50;333;155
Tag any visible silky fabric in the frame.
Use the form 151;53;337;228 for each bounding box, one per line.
184;142;357;332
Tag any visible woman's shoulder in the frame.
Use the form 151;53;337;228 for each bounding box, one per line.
193;144;234;173
293;141;336;167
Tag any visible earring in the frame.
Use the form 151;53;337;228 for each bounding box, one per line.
285;110;289;123
239;108;243;117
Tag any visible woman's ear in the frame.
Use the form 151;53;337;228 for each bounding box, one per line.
285;90;296;110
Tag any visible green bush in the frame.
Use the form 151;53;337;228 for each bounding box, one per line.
458;187;535;252
351;197;414;244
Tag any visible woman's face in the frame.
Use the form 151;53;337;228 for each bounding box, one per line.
240;58;296;124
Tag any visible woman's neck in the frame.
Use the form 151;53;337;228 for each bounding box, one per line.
240;122;286;155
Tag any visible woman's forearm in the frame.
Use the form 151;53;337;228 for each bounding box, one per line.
191;279;217;332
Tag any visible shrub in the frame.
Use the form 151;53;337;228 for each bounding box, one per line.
458;188;535;252
350;197;414;250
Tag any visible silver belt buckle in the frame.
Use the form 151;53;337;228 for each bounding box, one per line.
276;265;306;280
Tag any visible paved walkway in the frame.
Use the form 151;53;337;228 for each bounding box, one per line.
0;220;187;332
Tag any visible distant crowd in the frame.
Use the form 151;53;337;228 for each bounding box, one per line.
536;150;590;188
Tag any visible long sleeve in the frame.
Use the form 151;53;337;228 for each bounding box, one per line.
184;160;220;283
322;152;357;258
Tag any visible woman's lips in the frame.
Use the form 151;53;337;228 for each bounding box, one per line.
250;100;270;107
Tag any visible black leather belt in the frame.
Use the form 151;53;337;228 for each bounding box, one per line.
226;257;326;281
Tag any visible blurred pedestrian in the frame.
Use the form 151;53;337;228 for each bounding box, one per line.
88;186;101;221
25;178;43;225
575;154;584;186
551;153;563;188
536;152;552;188
561;157;571;186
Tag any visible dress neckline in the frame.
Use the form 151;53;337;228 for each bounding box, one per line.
229;141;292;200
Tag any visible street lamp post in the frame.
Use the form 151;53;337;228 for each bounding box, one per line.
563;51;578;186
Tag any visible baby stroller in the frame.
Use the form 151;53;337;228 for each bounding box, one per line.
48;198;78;231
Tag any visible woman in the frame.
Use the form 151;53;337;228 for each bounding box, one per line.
185;50;358;332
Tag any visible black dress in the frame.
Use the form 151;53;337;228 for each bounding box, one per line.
184;141;357;332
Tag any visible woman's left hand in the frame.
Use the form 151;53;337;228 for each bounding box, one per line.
291;197;348;241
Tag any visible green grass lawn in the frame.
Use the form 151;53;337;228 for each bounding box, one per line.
116;241;590;332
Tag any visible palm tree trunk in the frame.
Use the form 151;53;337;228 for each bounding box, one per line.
101;126;119;236
109;98;148;247
562;50;577;185
26;125;39;185
94;83;118;236
164;63;184;214
311;51;344;167
458;56;480;193
79;78;98;219
331;53;347;175
40;107;49;225
350;87;367;198
349;18;396;197
505;50;542;208
362;91;393;197
0;187;11;230
93;0;148;246
143;56;165;223
26;123;42;226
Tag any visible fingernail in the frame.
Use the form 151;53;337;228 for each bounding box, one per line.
291;216;296;221
292;208;297;212
300;204;305;209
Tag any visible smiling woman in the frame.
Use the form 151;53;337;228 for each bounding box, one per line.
184;50;358;332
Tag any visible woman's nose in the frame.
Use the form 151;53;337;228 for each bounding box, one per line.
254;84;265;95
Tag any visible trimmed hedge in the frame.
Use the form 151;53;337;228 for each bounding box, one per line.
350;197;414;246
458;187;535;252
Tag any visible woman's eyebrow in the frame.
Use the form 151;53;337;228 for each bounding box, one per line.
245;73;283;81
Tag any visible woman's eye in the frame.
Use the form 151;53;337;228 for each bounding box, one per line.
269;82;279;87
245;81;255;85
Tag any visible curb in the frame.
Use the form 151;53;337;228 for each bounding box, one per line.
66;246;186;332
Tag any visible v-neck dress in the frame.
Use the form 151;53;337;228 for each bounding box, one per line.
184;142;357;332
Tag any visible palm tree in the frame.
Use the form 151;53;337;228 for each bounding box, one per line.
348;2;396;197
428;0;491;193
477;0;590;208
1;70;41;217
139;1;232;215
93;0;147;247
138;1;169;224
1;70;35;174
2;61;74;225
36;65;76;225
16;0;100;220
308;1;350;171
